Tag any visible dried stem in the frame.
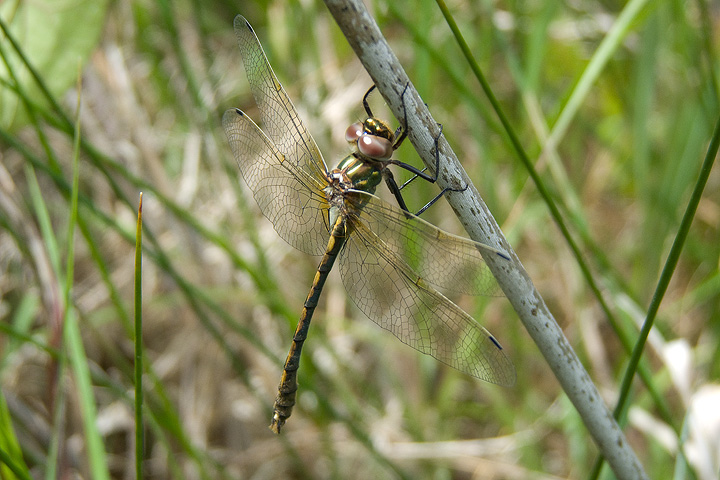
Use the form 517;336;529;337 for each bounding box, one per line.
324;1;648;479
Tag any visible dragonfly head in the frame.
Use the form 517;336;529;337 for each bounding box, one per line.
361;117;394;141
345;118;395;160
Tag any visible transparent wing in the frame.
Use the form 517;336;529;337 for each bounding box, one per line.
232;15;328;185
339;192;515;385
356;193;506;296
223;109;329;255
224;14;334;255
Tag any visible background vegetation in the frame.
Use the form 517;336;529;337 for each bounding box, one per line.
0;0;718;478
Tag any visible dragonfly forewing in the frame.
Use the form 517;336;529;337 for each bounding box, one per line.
340;193;515;386
232;15;329;186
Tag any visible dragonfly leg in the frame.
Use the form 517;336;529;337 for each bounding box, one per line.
363;83;409;151
382;169;412;217
413;183;467;217
362;85;377;117
388;123;468;216
384;164;463;219
390;83;411;151
392;122;443;188
366;83;465;217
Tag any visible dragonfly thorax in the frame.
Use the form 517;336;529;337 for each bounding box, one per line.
322;153;384;232
331;154;384;196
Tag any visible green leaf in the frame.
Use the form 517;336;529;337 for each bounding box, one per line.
0;0;109;130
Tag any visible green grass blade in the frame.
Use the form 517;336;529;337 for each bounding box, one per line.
61;74;110;480
134;192;144;480
593;113;720;478
546;0;653;153
0;391;31;480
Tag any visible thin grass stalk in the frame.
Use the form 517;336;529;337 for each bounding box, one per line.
0;441;32;480
62;74;111;479
21;161;61;480
535;0;653;164
590;113;720;479
0;392;32;479
134;193;144;480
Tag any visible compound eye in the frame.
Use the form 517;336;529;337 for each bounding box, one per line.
345;122;364;142
358;135;393;159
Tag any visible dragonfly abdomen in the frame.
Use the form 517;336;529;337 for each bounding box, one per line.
270;219;348;433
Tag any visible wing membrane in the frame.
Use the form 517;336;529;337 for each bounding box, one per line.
355;193;505;296
224;14;337;255
232;15;328;185
223;109;329;255
340;195;515;385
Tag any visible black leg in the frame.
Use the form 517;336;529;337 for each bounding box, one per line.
382;170;412;217
413;184;467;217
393;122;443;187
366;83;467;217
391;123;469;216
391;83;411;151
362;85;377;117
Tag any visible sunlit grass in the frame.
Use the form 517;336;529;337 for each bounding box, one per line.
0;0;718;478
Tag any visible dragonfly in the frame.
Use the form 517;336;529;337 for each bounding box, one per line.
223;15;515;434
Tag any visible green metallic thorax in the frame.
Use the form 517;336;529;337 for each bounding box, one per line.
324;154;384;229
336;153;384;194
323;115;395;234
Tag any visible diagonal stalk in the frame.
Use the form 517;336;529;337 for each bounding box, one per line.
323;1;648;479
